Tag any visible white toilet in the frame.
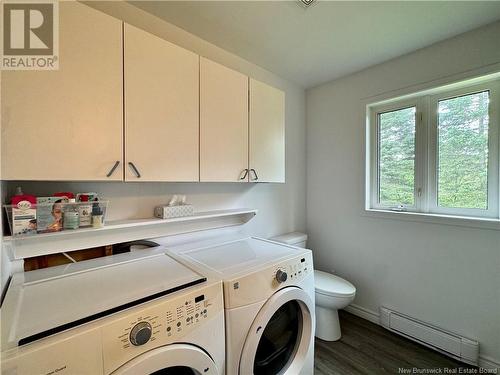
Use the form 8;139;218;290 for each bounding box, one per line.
271;232;356;341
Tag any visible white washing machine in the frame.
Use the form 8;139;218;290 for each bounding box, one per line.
1;249;225;375
166;236;315;375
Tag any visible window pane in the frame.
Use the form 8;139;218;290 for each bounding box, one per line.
378;107;416;206
437;91;489;209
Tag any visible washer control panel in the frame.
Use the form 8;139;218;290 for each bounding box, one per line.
272;254;311;288
225;251;313;309
101;282;223;374
113;293;211;350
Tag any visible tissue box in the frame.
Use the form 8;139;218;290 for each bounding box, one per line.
154;204;194;219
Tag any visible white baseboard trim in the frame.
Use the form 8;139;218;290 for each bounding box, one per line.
343;303;380;325
342;304;500;370
478;355;500;370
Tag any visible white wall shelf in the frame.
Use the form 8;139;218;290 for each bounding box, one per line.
3;208;257;260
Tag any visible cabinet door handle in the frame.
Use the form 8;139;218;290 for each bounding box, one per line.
250;169;258;181
128;162;141;178
240;169;249;180
106;161;120;177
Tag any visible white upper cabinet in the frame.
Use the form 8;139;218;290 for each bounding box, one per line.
1;4;285;184
200;58;248;182
1;2;123;181
249;79;285;183
124;24;199;182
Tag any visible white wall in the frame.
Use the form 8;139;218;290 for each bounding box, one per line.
3;1;306;241
306;21;500;365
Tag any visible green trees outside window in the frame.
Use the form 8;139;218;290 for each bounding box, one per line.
378;107;416;206
437;91;489;209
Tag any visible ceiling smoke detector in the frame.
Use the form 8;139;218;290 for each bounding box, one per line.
298;0;316;8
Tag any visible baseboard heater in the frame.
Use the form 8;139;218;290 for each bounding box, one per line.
380;307;479;365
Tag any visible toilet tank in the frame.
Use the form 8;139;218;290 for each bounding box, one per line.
271;232;308;248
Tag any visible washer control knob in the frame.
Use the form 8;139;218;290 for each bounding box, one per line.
130;322;152;346
275;269;288;283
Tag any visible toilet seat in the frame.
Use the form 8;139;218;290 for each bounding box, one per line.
314;270;356;297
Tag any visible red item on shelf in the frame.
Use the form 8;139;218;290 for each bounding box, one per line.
11;194;36;206
10;193;37;236
53;192;75;200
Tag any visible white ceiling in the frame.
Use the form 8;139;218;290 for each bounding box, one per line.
130;1;500;88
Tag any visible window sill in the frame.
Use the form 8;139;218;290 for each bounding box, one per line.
363;209;500;231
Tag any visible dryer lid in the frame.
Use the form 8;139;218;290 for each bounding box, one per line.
175;237;308;277
1;250;206;348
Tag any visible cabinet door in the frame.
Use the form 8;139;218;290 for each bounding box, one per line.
1;2;123;181
249;79;285;183
124;24;199;182
200;58;248;182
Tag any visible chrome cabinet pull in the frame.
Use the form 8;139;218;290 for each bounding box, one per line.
106;161;120;177
240;169;249;180
128;162;141;178
250;169;258;181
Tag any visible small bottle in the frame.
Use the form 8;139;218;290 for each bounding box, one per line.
63;198;80;230
92;203;104;228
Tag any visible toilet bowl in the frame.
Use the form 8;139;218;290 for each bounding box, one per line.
271;232;356;341
314;270;356;341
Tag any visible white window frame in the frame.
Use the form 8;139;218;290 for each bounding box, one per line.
369;99;423;212
428;82;499;219
367;77;500;221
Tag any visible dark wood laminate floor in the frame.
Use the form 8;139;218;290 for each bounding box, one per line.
314;311;476;375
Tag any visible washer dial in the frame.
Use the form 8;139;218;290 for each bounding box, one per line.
130;321;152;346
275;269;288;283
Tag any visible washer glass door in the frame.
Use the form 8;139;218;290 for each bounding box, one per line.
151;367;198;375
112;344;217;375
239;286;314;375
254;300;302;373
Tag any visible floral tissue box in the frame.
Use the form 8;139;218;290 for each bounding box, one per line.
154;204;194;219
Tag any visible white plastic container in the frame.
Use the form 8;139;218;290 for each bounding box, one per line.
4;200;109;238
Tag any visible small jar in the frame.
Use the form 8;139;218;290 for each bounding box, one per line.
92;214;104;228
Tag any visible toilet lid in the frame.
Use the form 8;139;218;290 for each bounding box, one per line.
314;270;356;297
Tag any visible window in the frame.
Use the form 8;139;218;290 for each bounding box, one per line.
436;91;489;210
378;106;416;207
368;78;500;220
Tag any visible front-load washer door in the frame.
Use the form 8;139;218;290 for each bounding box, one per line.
111;344;218;375
239;286;314;375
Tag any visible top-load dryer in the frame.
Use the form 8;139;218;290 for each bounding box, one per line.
166;236;315;375
1;248;225;375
